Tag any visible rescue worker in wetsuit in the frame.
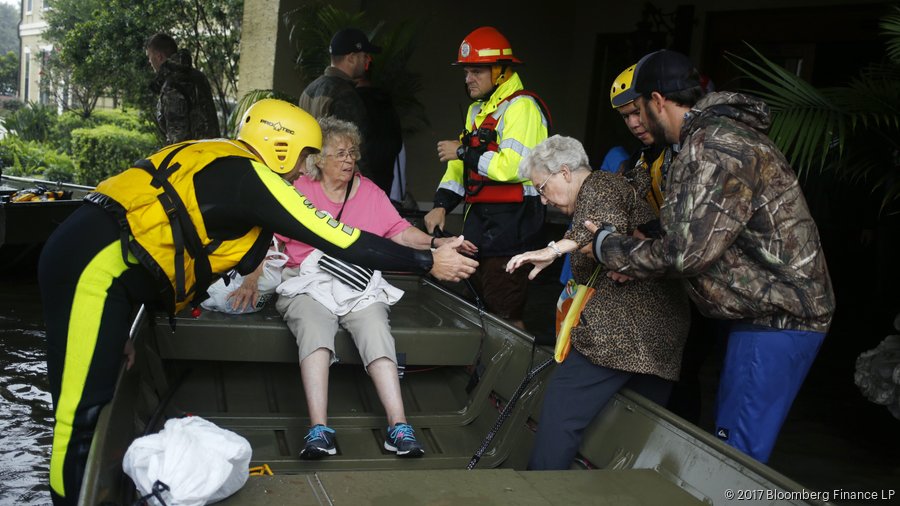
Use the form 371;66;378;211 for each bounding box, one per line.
425;26;550;329
38;99;478;505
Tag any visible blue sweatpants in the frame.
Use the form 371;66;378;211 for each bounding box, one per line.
715;324;825;463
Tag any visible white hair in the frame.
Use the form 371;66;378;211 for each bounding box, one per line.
518;135;591;180
305;116;362;181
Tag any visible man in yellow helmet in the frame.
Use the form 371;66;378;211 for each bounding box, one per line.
610;62;672;215
424;26;550;329
38;99;478;505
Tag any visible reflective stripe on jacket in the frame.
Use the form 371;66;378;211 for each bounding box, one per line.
437;73;548;198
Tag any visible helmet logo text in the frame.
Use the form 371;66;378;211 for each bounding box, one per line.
259;119;295;135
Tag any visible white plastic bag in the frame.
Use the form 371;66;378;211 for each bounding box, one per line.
123;416;252;506
201;242;288;314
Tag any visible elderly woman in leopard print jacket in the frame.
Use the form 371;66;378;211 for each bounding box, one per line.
506;135;689;470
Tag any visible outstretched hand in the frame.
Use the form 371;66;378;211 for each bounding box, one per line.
430;236;479;282
434;235;478;256
506;247;557;280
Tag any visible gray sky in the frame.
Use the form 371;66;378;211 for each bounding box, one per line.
1;0;19;9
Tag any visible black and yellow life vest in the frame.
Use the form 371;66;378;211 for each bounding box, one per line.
640;147;673;214
87;140;265;314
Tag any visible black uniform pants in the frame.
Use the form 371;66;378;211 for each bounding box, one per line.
39;204;157;505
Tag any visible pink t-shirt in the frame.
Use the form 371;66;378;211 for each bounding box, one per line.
277;174;411;268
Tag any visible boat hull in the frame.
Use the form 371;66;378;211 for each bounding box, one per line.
79;275;829;505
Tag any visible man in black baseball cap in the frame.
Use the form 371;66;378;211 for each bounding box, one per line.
588;48;834;464
329;28;382;56
630;49;703;145
299;28;381;180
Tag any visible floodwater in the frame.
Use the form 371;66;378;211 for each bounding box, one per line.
0;276;52;505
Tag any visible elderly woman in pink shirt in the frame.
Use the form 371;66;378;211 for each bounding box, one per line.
271;117;474;460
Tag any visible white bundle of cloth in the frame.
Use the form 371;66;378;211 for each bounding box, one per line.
276;249;403;315
123;416;252;506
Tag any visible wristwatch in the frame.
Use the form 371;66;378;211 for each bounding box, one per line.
456;145;466;160
547;241;563;258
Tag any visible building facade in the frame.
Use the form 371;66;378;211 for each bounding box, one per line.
16;0;114;109
17;0;49;104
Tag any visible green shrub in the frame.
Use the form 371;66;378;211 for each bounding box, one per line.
0;135;77;182
1;102;57;142
91;109;155;135
53;108;155;154
71;124;156;185
1;98;23;112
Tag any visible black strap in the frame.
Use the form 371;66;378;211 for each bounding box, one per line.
467;357;554;469
135;142;215;306
132;480;170;506
334;176;355;222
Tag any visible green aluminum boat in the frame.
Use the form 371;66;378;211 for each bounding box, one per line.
79;274;831;505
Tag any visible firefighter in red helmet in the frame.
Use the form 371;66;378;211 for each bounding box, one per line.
425;26;551;328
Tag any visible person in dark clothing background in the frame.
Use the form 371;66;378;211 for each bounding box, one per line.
146;33;220;144
355;73;403;196
299;28;380;184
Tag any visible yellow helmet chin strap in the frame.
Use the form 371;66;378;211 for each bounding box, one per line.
492;65;511;86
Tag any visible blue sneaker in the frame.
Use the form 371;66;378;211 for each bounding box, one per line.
300;424;336;459
384;423;424;457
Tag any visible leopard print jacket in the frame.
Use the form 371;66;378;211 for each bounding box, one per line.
564;170;690;380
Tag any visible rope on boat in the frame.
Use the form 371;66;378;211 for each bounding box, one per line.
466;356;554;470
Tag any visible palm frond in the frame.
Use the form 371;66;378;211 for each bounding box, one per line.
226;89;297;137
881;6;900;64
727;46;843;172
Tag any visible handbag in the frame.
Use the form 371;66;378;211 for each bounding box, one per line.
201;240;289;314
554;264;602;363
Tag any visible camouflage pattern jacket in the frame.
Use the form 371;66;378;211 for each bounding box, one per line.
151;49;220;144
601;92;835;333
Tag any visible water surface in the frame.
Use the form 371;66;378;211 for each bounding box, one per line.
0;279;52;505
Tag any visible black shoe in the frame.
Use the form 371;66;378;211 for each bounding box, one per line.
384;423;424;458
300;424;336;459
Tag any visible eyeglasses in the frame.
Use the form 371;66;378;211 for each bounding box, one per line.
325;148;361;161
535;172;556;196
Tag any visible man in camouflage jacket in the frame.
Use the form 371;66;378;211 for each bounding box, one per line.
591;50;835;463
147;33;220;144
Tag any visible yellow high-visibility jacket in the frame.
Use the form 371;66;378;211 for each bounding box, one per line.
436;73;549;199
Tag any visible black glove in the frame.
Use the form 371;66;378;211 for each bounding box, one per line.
462;145;486;171
591;223;616;263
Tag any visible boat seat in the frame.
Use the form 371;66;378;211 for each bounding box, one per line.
152;299;483;366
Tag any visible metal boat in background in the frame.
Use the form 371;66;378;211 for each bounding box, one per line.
0;174;92;272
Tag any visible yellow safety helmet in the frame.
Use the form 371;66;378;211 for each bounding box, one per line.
610;64;639;108
236;99;322;174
